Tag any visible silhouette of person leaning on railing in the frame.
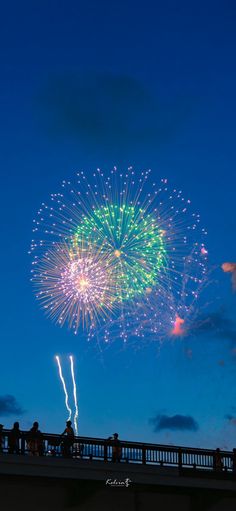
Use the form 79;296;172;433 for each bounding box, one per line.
8;422;21;454
214;448;223;472
27;422;43;456
60;420;74;458
107;433;122;462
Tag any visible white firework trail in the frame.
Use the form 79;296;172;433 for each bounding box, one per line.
70;355;79;435
55;355;72;421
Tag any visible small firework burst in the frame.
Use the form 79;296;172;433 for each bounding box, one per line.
31;239;116;333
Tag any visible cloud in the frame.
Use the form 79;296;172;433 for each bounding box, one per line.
0;395;24;416
150;414;199;432
189;309;236;343
37;72;193;151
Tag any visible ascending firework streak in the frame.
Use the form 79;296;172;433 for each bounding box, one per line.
70;356;79;435
55;355;79;435
55;355;72;420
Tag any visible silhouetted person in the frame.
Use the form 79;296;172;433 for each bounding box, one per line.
61;420;74;458
107;433;122;462
27;422;43;456
8;422;21;454
214;448;223;472
0;424;3;454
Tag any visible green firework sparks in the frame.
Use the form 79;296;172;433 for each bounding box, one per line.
74;204;167;301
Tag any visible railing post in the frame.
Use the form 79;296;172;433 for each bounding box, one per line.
21;436;25;455
142;445;146;465
104;442;108;462
4;432;8;454
178;448;182;472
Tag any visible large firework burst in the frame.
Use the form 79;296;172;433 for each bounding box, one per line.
30;167;208;340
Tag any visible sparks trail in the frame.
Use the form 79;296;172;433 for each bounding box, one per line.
55;356;72;420
56;355;79;434
70;355;79;435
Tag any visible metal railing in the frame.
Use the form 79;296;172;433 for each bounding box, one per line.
1;429;235;474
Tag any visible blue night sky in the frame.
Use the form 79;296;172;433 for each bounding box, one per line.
0;0;235;449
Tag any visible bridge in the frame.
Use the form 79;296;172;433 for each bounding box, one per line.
1;430;236;511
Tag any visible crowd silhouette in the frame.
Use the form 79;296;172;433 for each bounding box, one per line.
0;420;78;458
1;422;236;471
0;421;123;461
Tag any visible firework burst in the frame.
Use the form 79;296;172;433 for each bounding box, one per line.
74;203;167;301
31;239;116;332
30;167;208;341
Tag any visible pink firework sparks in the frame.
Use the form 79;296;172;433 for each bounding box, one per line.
31;241;116;333
201;246;208;256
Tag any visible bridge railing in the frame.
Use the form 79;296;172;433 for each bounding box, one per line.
1;430;235;473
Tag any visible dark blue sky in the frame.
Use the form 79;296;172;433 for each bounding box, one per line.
0;0;235;448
